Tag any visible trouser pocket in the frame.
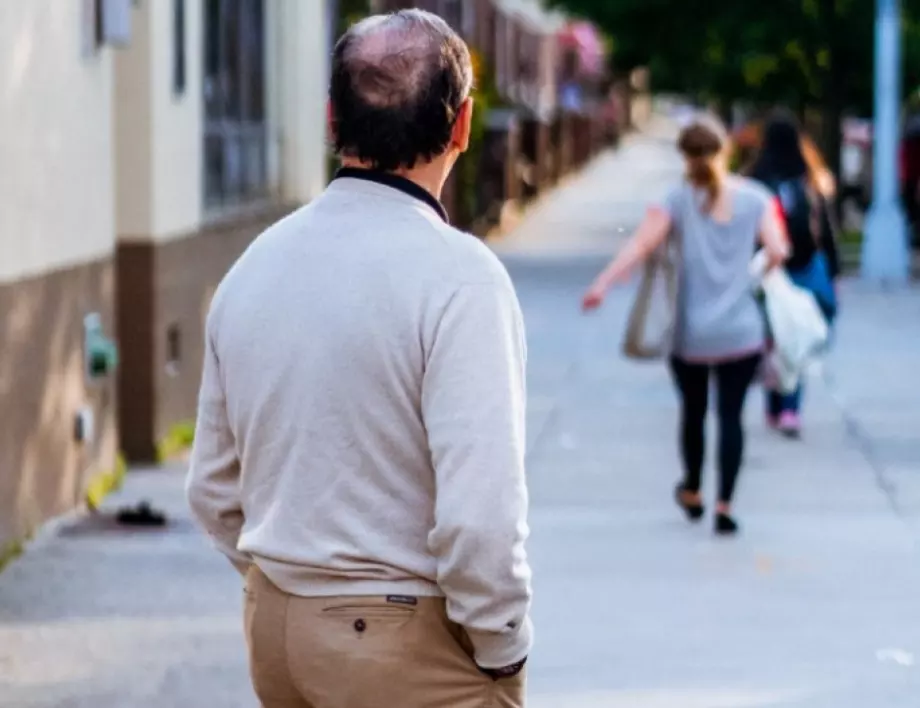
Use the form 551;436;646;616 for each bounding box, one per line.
489;665;527;708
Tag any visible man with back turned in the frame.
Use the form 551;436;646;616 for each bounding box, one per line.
187;9;532;707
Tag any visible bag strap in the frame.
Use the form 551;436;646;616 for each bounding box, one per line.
775;177;824;251
803;178;823;250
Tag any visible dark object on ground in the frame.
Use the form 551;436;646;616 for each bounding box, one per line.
116;501;167;527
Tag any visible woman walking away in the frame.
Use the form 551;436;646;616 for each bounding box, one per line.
749;113;841;438
582;117;788;535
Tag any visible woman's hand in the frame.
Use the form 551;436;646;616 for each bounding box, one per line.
581;206;672;314
582;283;607;312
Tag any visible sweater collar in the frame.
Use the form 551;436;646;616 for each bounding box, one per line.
333;167;449;224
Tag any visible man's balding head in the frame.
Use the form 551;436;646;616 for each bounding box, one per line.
330;10;474;172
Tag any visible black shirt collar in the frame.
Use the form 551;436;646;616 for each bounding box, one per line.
333;167;449;224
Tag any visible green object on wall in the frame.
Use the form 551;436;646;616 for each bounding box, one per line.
84;313;119;380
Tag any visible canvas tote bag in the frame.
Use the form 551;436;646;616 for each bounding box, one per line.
622;233;680;360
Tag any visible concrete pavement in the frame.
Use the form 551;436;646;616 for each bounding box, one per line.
2;130;920;707
491;116;682;259
511;263;920;707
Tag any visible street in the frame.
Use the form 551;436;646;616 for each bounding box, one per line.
2;128;920;707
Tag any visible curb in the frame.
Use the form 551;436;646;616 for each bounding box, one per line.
1;453;128;575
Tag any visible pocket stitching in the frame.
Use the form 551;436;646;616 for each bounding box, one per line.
321;605;416;616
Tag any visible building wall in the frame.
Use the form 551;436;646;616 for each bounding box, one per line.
0;2;116;279
150;0;205;239
113;1;154;238
273;0;331;205
0;1;119;549
115;0;328;461
115;0;204;242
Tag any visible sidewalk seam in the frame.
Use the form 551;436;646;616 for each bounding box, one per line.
525;361;579;462
823;370;908;522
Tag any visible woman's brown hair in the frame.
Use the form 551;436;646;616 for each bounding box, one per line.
800;134;836;198
678;118;728;211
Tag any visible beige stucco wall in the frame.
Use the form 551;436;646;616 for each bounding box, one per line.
115;0;203;242
0;1;115;283
151;0;204;238
114;0;154;238
272;0;331;205
116;0;328;244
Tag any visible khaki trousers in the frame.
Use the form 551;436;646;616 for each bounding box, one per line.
244;567;526;708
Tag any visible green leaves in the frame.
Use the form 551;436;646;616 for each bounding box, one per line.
551;0;920;114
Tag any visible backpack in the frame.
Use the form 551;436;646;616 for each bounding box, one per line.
774;178;821;264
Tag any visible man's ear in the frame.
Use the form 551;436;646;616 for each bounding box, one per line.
451;97;474;153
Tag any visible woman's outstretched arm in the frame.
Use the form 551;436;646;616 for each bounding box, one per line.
582;206;672;310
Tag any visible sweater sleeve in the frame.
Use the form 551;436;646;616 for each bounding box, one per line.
186;323;250;576
421;280;533;670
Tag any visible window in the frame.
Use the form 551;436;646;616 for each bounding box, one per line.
166;323;182;378
327;0;339;70
204;0;267;208
83;0;133;55
173;0;186;95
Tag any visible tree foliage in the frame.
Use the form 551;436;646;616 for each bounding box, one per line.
551;0;920;116
335;0;373;37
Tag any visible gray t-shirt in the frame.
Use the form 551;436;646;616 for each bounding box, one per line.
663;176;772;361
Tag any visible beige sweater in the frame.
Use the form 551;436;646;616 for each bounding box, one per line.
186;173;532;668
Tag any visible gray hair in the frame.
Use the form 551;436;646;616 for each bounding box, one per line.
343;10;474;108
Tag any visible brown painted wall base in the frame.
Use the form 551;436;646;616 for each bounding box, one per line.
0;258;118;549
117;205;295;462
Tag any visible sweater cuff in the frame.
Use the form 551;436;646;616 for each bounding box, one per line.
467;615;534;669
210;534;251;576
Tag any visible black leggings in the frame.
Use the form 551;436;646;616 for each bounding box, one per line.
669;354;761;504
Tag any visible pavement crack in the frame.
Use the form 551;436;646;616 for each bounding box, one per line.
823;370;906;520
525;360;580;463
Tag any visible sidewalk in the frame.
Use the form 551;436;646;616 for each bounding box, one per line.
516;271;920;707
503;129;920;706
491;115;683;259
0;464;252;707
2;129;919;707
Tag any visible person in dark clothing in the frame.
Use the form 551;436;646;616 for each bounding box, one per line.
749;112;840;437
899;126;920;244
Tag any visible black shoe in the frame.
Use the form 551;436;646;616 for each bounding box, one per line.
116;501;167;527
714;513;739;536
675;484;704;522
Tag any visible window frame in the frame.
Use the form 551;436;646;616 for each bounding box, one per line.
173;0;187;96
202;0;269;211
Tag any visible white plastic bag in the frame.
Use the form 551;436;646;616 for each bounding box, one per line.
750;251;829;394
